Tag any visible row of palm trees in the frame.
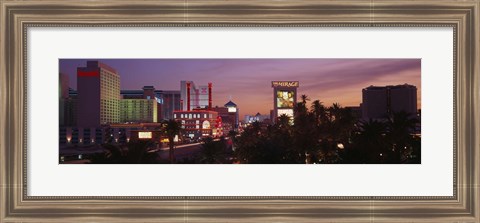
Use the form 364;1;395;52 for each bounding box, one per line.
234;95;420;164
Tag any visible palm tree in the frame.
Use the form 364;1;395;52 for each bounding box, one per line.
91;140;156;164
386;111;418;163
277;114;291;128
300;94;310;105
311;100;326;125
90;144;123;164
355;119;387;163
162;119;182;164
124;140;156;164
227;129;238;139
199;137;226;164
234;122;261;163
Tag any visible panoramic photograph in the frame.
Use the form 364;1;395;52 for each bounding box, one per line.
59;59;421;164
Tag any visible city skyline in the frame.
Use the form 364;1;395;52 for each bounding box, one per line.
60;59;421;118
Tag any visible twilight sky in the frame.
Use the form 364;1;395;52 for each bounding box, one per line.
59;59;421;118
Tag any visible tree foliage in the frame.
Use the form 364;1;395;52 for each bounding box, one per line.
233;95;420;164
90;140;157;164
162;119;182;164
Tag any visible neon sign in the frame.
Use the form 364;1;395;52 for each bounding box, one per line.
272;81;299;88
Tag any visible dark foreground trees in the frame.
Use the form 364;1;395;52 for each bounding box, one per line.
233;96;420;164
198;137;230;164
162;119;182;164
90;140;157;164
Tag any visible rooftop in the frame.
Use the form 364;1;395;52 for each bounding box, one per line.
224;100;237;107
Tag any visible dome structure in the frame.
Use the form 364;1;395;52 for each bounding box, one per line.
224;100;237;108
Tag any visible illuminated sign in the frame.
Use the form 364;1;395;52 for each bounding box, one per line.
277;109;294;118
272;81;299;88
77;70;99;77
202;120;211;129
228;107;237;112
276;90;295;108
138;132;152;139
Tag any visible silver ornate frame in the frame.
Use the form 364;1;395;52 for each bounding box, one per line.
1;0;478;222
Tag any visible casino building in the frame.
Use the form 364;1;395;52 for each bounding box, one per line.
173;109;221;139
271;81;299;123
361;84;417;120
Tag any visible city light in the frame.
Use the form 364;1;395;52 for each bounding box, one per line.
138;132;152;139
59;59;420;165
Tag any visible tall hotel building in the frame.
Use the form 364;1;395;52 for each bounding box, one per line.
77;61;120;127
361;84;417;120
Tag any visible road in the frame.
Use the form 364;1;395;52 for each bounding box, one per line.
156;142;204;161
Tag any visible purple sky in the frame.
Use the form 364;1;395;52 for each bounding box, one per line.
60;59;421;118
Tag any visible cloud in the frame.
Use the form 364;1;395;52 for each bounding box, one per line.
60;58;421;118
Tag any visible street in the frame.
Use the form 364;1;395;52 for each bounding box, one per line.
156;142;203;161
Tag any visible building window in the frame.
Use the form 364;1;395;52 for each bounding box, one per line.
174;114;177;118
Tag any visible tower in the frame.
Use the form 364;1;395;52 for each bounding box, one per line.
77;61;120;127
271;81;299;123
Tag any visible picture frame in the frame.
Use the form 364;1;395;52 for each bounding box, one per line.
1;0;478;222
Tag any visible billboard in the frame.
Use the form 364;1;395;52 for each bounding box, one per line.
276;90;295;108
277;109;294;118
138;131;152;139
